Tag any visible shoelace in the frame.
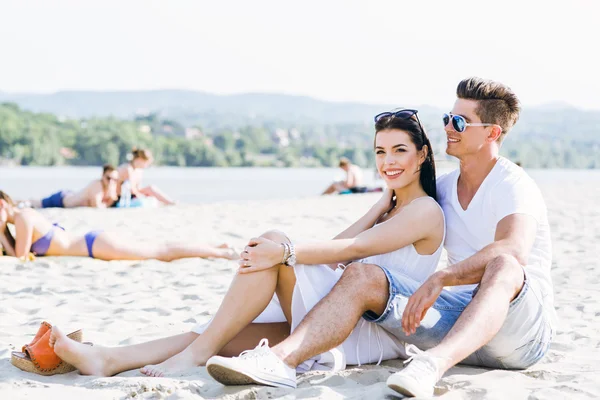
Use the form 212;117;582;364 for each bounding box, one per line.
402;344;447;382
238;338;271;360
403;344;427;365
355;319;384;367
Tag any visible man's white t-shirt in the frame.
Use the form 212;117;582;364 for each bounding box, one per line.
437;157;556;325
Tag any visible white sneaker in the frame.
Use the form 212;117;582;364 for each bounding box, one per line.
386;345;443;398
206;338;297;389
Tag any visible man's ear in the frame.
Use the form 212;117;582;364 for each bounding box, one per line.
488;125;503;142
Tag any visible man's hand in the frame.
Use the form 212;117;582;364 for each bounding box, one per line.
238;237;285;274
402;272;445;335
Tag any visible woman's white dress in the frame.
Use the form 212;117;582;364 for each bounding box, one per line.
194;197;445;371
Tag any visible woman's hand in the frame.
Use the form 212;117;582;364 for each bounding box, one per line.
0;211;8;226
374;189;395;215
0;219;8;237
238;237;285;274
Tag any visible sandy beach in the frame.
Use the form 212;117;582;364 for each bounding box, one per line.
1;178;599;400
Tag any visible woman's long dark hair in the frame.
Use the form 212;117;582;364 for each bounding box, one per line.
374;115;437;200
0;190;17;254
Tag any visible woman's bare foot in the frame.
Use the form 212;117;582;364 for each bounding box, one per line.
140;348;199;377
49;326;112;376
216;243;240;260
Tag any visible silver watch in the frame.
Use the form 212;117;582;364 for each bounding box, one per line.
281;243;290;264
285;243;297;267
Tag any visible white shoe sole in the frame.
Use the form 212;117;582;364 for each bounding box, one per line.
387;375;433;398
207;359;296;389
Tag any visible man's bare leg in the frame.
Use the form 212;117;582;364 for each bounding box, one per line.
426;255;525;374
270;262;389;367
322;182;337;195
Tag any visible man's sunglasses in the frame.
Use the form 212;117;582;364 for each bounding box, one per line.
373;109;426;139
443;113;499;133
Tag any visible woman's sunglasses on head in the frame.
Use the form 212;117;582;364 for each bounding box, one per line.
373;109;426;139
374;109;419;123
443;113;500;133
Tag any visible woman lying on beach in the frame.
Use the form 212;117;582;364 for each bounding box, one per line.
45;109;445;379
116;148;176;206
25;164;120;209
0;190;237;261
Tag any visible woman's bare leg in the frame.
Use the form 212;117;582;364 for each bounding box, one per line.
139;185;176;205
51;229;293;378
158;242;239;261
50;322;291;377
141;230;296;377
91;234;239;261
50;329;198;377
218;322;291;357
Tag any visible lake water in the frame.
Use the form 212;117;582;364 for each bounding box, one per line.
0;166;598;204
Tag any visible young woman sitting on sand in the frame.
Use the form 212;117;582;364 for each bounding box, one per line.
0;190;238;261
46;109;445;380
116;148;176;206
26;164;120;209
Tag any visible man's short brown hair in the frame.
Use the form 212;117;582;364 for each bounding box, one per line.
339;157;351;167
103;164;116;174
457;77;521;142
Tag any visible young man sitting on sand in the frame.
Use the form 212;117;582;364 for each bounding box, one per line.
26;164;120;209
205;77;556;397
321;157;366;195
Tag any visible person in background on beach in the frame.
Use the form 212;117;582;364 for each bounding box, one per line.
116;148;176;206
46;109;445;383
321;157;366;195
25;164;120;209
193;77;554;397
0;190;237;261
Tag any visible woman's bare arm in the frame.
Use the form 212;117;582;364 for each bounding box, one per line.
295;199;442;264
127;166;144;197
240;198;443;273
14;214;35;258
333;190;393;240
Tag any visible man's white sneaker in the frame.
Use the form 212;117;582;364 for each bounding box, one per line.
206;338;296;389
386;345;442;398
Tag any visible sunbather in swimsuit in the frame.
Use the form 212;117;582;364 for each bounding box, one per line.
0;190;238;261
29;224;102;258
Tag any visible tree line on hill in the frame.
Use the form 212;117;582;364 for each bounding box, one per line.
0;96;598;169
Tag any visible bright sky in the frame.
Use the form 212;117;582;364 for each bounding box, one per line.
1;0;599;109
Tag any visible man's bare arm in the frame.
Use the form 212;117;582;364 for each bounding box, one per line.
437;213;537;286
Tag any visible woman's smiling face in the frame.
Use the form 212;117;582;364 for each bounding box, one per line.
375;129;422;190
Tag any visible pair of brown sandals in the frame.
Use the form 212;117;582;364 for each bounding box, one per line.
11;321;91;376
